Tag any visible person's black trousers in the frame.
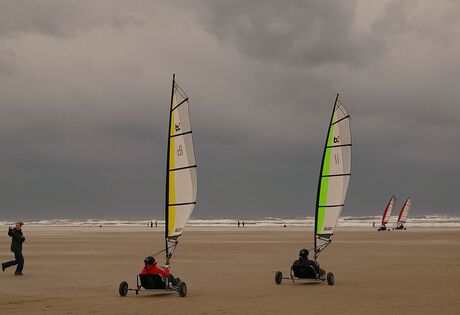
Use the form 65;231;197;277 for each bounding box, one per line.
3;250;24;273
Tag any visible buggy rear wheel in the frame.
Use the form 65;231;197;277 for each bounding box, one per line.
327;272;334;286
275;271;283;285
178;281;187;297
119;281;129;297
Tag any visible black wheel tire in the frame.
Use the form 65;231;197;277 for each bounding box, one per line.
119;281;129;297
327;272;334;286
275;271;283;285
178;281;187;297
135;289;139;296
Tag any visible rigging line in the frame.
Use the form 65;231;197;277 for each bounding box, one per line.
171;97;189;112
151;243;177;258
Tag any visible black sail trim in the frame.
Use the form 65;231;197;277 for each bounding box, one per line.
168;201;197;206
171;130;192;138
318;204;345;208
321;173;351;178
169;165;197;172
326;144;352;149
331;115;350;126
171;98;189;112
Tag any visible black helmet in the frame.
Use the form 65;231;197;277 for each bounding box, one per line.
299;248;309;258
144;256;155;265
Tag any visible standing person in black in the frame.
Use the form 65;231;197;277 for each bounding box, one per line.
2;222;26;276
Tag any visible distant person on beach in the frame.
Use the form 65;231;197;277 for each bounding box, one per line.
155;220;158;228
372;221;375;228
150;221;153;228
140;256;177;286
2;222;26;276
242;221;245;227
292;248;324;277
237;220;240;227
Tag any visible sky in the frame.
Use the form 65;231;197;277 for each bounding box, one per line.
0;0;459;220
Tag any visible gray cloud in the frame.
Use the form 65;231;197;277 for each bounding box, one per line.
0;0;145;38
189;0;382;68
0;1;459;220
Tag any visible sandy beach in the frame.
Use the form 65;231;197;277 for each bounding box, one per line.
0;227;459;314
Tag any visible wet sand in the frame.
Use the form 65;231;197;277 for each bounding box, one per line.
1;227;459;314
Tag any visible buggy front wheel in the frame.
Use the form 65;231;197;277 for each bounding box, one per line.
119;281;129;296
327;272;334;286
178;281;187;297
275;271;283;285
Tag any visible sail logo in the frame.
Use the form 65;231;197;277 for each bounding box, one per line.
333;136;340;143
324;226;333;231
175;123;181;132
174;227;183;233
177;145;183;156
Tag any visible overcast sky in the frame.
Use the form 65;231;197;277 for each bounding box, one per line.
1;0;459;220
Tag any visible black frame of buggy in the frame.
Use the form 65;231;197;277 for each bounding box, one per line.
118;273;187;297
275;264;334;286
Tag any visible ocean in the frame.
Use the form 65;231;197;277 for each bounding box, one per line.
1;215;459;228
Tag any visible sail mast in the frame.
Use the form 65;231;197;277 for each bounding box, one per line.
314;94;339;260
165;73;175;263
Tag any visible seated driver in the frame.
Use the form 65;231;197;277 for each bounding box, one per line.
292;248;325;277
140;256;178;286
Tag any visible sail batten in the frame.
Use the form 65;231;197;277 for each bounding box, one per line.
164;75;197;260
314;95;352;258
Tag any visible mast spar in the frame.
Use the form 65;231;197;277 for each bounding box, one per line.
165;74;175;263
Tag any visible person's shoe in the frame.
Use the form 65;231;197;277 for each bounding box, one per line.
14;272;23;276
1;263;5;272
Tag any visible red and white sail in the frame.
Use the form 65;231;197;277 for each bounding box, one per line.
381;195;396;225
397;198;411;224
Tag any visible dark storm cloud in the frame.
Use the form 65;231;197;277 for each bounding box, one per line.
0;0;144;38
190;0;381;68
0;1;459;220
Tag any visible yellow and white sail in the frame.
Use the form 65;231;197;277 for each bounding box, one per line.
165;75;197;241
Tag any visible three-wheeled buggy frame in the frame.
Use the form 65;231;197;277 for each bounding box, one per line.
394;223;406;230
118;274;187;297
275;265;334;286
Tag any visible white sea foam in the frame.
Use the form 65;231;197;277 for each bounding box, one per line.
0;215;459;228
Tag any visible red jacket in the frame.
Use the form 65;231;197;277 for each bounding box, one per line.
140;262;170;277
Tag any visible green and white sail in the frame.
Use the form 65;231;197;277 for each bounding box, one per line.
165;74;197;261
314;94;351;258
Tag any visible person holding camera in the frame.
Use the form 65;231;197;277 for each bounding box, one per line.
2;222;26;276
